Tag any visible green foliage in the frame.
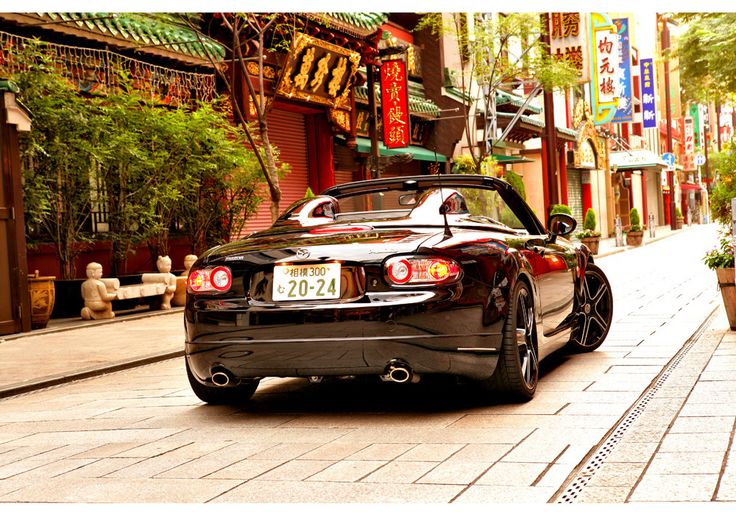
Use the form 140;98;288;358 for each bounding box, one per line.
676;13;736;102
576;208;600;239
13;40;266;277
550;204;572;215
703;232;735;269
629;208;642;232
304;187;315;198
503;169;526;201
451;154;479;174
707;147;736;229
675;206;683;218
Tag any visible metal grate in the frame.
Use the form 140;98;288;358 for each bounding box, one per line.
554;307;717;503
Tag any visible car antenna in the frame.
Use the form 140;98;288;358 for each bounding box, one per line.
434;145;453;241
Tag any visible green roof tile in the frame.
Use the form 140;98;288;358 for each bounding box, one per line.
35;13;224;62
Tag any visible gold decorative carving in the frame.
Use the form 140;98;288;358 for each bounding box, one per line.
571;100;605;170
329;108;351;133
276;32;360;110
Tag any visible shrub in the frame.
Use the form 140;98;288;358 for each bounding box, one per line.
629;207;642;232
576;208;600;239
550;204;572;215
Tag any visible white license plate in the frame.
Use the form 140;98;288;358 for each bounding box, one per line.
273;263;341;301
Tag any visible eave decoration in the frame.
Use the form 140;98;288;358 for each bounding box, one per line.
571;100;605;170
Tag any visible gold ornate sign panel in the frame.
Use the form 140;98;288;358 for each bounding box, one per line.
276;32;361;110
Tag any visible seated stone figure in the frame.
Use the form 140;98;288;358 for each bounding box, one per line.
141;255;178;310
173;254;198;306
80;262;118;320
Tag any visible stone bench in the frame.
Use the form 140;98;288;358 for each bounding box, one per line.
80;255;196;320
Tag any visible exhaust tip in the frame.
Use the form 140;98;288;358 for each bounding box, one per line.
381;360;415;384
211;370;231;387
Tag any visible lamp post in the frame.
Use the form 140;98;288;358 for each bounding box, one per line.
660;13;678;231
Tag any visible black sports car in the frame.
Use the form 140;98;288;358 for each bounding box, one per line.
184;174;612;404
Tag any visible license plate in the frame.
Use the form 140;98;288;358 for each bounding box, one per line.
273;263;341;301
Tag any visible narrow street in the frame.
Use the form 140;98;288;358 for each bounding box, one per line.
0;224;730;503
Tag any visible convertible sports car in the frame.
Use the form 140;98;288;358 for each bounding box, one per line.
184;174;612;404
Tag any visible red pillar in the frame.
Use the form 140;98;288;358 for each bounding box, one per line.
582;175;592;216
558;144;568;205
541;140;550;217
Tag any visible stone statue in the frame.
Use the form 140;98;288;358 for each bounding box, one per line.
143;255;177;310
80;262;117;320
182;254;197;277
173;254;198;306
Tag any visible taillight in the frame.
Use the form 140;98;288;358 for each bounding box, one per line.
187;266;233;293
384;256;462;285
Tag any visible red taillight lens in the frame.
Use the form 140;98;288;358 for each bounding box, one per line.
384;256;462;285
386;258;412;284
187;266;232;293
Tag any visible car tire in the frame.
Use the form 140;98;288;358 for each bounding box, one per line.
185;358;259;405
482;280;538;401
566;263;613;353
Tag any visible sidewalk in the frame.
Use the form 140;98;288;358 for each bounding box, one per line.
0;223;695;398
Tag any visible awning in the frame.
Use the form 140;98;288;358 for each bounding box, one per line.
679;182;704;191
353;137;447;162
492;153;534;164
610;150;667;170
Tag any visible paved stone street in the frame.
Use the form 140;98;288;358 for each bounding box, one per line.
1;224;734;504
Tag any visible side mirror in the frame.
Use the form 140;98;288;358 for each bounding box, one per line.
547;213;577;238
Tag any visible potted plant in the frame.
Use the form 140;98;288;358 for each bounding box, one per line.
703;233;736;330
626;207;644;246
675;206;684;230
575;208;601;254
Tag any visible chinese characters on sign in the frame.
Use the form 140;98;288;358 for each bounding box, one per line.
684;116;694;155
549;12;590;82
640;58;657;129
612;18;633;123
589;12;620;125
276;32;361;111
380;58;411;149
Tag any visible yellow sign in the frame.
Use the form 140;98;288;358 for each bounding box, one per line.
276;32;361;110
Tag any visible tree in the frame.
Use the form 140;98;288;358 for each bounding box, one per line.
676;13;736;103
179;13;292;222
417;13;579;172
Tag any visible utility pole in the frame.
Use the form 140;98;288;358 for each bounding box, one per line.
540;13;559;213
367;64;380;179
661;14;677;231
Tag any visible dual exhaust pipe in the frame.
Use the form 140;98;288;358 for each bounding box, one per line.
212;360;418;387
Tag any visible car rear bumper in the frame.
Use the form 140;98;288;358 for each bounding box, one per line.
185;301;503;384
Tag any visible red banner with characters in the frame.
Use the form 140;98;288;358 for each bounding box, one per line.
380;58;411;149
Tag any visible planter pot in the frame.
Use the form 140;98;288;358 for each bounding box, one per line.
580;236;600;255
28;270;56;329
676;216;684;230
716;268;736;330
627;231;643;246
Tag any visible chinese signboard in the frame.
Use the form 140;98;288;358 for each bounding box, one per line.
380;58;411;149
640;58;657;129
612;18;633;123
690;104;701;149
684;116;694;155
589;12;621;125
549;12;590;82
276;32;361;110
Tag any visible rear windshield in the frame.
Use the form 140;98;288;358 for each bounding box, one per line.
335;186;526;231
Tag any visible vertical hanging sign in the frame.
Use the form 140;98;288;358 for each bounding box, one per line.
640;58;657;129
549;12;590;82
612;18;633;123
380;58;411;149
589;12;620;125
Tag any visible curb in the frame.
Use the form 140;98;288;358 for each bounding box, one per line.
0;349;185;399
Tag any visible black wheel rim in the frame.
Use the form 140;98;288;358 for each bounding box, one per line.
516;288;538;389
574;269;612;347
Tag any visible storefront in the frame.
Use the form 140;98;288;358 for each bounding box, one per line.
609;149;668;228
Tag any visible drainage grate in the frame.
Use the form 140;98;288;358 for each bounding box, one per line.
554;306;718;503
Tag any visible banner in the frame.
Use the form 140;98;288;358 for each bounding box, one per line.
549;12;590;82
380;58;411;149
612;18;633;123
640;58;657;129
589;13;621;125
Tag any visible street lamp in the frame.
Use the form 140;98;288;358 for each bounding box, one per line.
660;13;678;231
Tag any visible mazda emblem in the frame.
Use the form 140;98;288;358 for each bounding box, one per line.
295;248;310;259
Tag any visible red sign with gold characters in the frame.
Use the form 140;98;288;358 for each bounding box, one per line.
380;58;411;149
